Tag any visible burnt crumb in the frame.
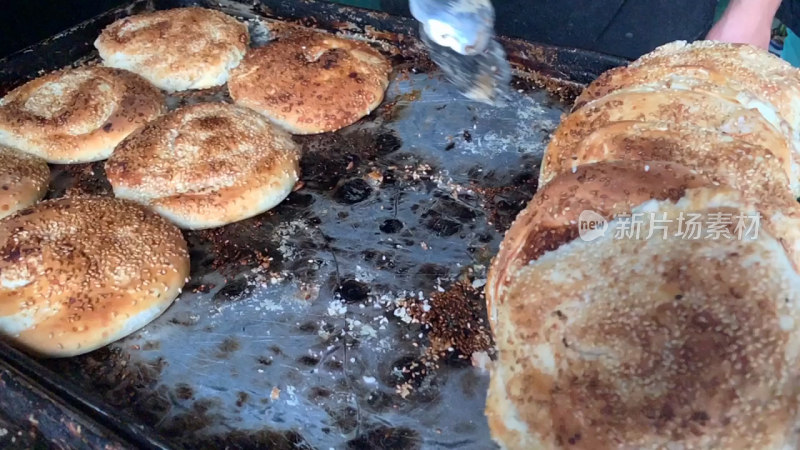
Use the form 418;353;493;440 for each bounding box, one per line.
478;232;493;243
325;359;344;371
213;277;249;302
44;348;164;409
168;314;199;327
175;384;195;401
335;179;372;204
691;411;710;425
135;386;172;425
347;426;421;450
296;129;390;190
257;356;273;366
365;390;393;412
421;196;476;237
379;218;403;233
2;246;21;262
236;391;249;408
141;341;160;351
331;406;359;434
160;399;219;436
415;263;449;286
375;131;402;154
444;142;455;151
384;356;428;389
178;428;310;450
269;345;285;356
338;279;370;303
462;130;472;142
297;355;321;367
47;162;112;199
472;171;538;232
283;191;315;208
187;247;215;277
308;386;332;402
409;281;494;364
298;321;318;332
567;433;582;445
318;48;343;69
216;338;241;358
188;218;276;278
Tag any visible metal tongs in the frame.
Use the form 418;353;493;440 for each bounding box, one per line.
409;0;512;105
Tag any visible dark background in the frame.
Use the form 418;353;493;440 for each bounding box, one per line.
0;0;719;60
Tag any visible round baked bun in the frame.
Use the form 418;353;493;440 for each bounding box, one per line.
228;30;391;134
487;187;800;449
540;88;796;193
0;67;164;163
540;121;797;203
0;197;189;358
574;43;800;130
625;41;800;130
105;102;300;230
0;146;50;219
95;7;249;92
486;160;712;329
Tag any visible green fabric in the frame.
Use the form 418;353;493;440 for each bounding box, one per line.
783;28;800;67
714;0;730;22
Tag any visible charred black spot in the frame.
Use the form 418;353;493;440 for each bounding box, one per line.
444;142;455;151
2;246;21;262
691;411;710;425
462;130;472;142
216;338;241;359
102;122;113;132
175;383;194;401
380;218;403;233
284;192;315;208
213;277;248;302
257;356;273;366
235;391;249;408
297;355;320;367
298;321;318;332
424;217;461;237
338;279;370;303
376;131;402;154
335;179;372;204
308;386;332;402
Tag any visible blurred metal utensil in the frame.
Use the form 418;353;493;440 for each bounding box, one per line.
410;0;512;104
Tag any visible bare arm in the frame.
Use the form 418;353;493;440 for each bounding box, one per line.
706;0;782;49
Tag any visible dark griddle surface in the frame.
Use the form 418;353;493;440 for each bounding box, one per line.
0;1;626;448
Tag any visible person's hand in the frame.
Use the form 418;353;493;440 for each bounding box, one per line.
706;0;782;49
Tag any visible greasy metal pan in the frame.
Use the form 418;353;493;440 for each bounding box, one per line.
0;1;627;449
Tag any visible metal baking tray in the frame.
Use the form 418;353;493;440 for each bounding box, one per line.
0;1;627;448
